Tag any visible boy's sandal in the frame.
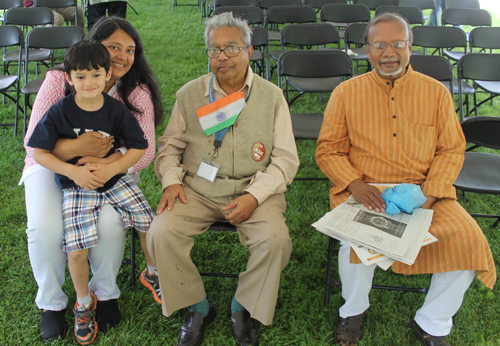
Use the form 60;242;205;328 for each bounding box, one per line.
334;311;367;346
411;320;451;346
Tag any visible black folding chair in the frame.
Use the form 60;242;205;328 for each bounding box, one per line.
397;0;437;25
457;53;500;121
278;50;352;182
22;26;85;135
352;0;396;11
270;23;341;84
344;23;370;75
410;55;453;94
375;5;425;25
264;4;316;44
453;116;500;228
0;0;23;25
320;3;371;42
443;0;480;10
3;7;54;74
303;0;347;12
0;25;23;136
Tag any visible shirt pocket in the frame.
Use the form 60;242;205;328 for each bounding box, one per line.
404;122;436;164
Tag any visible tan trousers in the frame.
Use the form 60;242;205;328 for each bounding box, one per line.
52;6;85;30
147;185;292;325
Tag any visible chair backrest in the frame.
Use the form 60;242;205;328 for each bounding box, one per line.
251;25;268;47
410;55;453;93
441;8;491;27
375;6;424;25
26;26;85;50
396;0;435;10
259;0;301;9
4;6;53;26
458;53;500;82
320;3;371;24
412;25;466;50
344;23;368;47
278;49;352;79
469;27;500;51
353;0;396;10
0;25;23;48
214;0;259;7
303;0;348;10
214;6;264;25
266;5;317;25
0;0;23;10
33;0;76;8
460;116;500;150
280;23;340;49
443;0;480;10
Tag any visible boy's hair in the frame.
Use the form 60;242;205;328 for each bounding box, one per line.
64;40;111;77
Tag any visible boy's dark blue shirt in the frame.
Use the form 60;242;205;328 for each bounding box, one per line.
28;92;148;192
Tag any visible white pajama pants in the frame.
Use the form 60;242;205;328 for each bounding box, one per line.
24;167;127;311
338;242;475;336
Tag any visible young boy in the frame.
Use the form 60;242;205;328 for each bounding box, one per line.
28;41;159;345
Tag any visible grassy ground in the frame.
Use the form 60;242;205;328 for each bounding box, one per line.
1;2;500;346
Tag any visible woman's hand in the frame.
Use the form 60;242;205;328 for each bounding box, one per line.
52;132;114;161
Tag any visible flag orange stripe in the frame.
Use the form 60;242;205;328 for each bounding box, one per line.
196;92;244;118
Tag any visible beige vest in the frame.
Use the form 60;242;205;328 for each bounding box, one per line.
177;73;283;198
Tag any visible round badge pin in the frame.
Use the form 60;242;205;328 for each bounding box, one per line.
251;142;266;162
216;112;226;122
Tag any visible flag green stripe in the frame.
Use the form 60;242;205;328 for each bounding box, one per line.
203;115;239;137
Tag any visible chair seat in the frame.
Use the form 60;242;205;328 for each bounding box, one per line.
348;47;368;60
443;50;465;62
291;113;324;140
0;75;18;91
269;50;282;61
21;78;44;95
475;80;500;94
268;30;280;42
4;48;51;62
451;79;474;95
454;152;500;194
288;76;343;93
250;50;263;62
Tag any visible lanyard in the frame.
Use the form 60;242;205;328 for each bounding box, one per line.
208;74;252;158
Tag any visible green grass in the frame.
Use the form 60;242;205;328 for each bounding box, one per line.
1;3;500;346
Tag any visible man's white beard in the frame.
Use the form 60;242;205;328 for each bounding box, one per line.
377;58;402;76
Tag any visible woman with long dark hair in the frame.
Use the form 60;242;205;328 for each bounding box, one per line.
21;16;164;342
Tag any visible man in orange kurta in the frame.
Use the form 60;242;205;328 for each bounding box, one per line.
316;13;496;346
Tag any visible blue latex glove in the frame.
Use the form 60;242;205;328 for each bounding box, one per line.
381;183;427;214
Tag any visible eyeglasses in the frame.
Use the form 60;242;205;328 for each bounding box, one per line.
206;46;249;58
369;40;410;52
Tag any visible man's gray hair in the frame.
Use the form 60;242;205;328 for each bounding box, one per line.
363;12;413;45
205;12;253;48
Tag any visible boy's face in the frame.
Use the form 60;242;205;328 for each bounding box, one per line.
65;67;112;100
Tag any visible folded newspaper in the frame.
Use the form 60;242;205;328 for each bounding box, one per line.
313;194;435;269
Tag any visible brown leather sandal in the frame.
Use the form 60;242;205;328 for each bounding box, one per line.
411;320;451;346
334;312;367;346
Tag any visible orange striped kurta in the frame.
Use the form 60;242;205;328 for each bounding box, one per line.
316;66;496;289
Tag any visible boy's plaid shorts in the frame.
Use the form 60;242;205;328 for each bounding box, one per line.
62;175;154;252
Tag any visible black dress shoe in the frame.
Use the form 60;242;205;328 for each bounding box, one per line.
177;298;216;346
411;320;451;346
231;310;258;346
40;309;67;341
95;299;121;333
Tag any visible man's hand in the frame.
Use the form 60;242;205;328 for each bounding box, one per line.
347;179;386;213
69;165;104;191
76;132;114;158
156;184;187;214
420;195;437;210
222;194;258;224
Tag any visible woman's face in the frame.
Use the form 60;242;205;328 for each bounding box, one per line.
100;29;136;82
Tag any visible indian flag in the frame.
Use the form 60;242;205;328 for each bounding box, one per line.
196;92;246;137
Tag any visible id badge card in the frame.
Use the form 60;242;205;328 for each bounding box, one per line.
197;159;220;182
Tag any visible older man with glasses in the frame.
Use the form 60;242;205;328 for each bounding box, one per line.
147;11;299;346
316;12;496;346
